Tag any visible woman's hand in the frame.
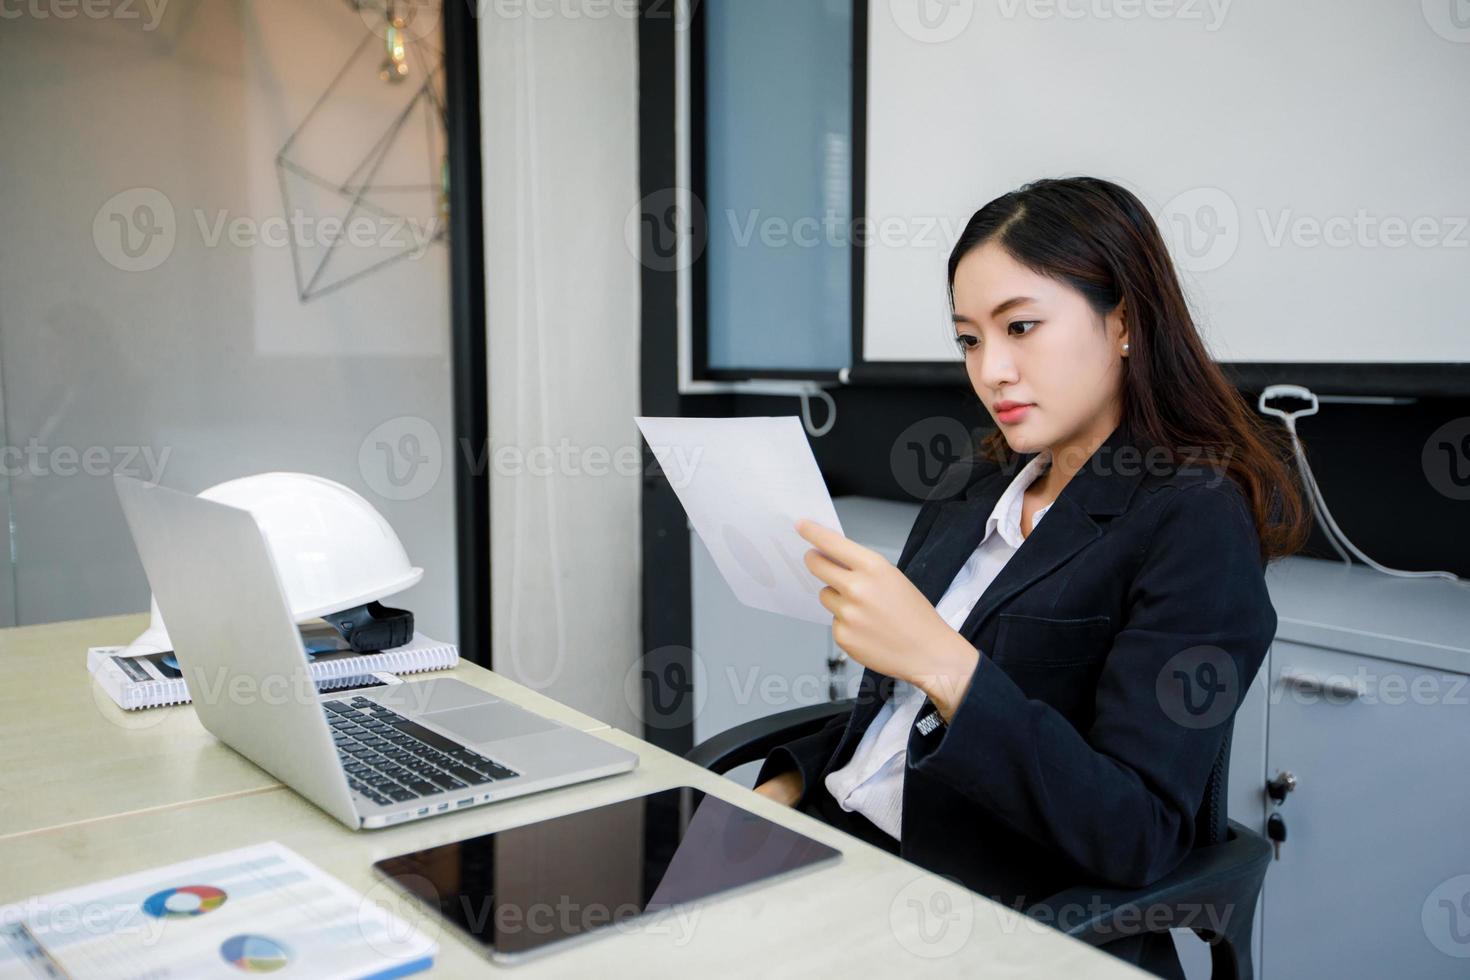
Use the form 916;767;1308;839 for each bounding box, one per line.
753;769;803;807
797;519;981;723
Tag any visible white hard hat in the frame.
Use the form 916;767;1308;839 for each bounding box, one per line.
123;472;422;657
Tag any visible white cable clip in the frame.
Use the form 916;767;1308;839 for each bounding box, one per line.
1258;384;1318;427
799;387;838;439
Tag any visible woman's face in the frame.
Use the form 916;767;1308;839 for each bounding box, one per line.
951;240;1128;456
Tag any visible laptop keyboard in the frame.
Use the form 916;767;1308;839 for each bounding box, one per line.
325;696;520;807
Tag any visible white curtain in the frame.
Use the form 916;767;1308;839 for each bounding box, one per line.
480;9;643;731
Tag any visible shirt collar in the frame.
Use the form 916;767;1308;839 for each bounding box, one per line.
985;448;1053;550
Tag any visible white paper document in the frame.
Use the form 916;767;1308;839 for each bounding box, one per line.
0;842;434;979
636;415;844;624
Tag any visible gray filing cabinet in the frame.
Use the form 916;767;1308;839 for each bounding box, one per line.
690;496;1470;978
1251;558;1470;978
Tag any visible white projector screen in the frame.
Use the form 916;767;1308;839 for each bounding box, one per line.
863;0;1470;366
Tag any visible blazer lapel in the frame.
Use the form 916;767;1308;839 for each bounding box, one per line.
902;468;1015;605
838;418;1149;751
952;495;1099;643
955;418;1147;643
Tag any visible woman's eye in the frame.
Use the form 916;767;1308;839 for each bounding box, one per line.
954;334;979;352
1009;320;1040;336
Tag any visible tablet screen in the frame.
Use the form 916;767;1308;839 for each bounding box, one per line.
372;785;842;962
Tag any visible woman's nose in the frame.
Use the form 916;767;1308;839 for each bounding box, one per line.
975;348;1019;393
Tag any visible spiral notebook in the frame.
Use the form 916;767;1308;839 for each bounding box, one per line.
87;630;459;711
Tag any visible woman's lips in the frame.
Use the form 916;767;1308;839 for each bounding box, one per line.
996;403;1033;424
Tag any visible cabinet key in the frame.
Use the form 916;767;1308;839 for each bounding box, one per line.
1266;812;1287;860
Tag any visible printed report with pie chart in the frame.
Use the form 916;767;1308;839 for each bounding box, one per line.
0;842;434;979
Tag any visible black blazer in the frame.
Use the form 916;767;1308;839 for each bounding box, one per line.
756;418;1279;908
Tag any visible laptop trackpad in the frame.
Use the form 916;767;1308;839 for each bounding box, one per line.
426;705;558;743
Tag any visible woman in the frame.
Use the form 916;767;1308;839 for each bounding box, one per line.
752;176;1310;978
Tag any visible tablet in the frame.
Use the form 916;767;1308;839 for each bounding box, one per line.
372;785;842;964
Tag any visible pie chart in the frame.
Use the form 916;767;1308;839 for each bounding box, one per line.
220;934;292;973
141;884;228;918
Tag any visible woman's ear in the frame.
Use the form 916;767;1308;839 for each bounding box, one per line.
1110;299;1130;355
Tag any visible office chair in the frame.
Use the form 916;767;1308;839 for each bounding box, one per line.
687;699;1271;980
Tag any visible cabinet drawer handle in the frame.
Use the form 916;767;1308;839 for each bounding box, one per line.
1279;668;1365;700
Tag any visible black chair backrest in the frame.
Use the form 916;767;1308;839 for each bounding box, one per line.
1193;726;1233;848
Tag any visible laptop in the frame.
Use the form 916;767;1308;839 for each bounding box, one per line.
113;474;638;830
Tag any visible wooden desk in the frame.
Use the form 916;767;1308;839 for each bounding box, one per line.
0;614;612;839
0;618;1148;977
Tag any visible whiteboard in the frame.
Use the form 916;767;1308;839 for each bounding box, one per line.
863;0;1470;365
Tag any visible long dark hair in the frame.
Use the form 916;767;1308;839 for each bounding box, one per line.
947;176;1310;563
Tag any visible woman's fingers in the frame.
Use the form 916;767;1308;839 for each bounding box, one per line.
795;519;877;571
803;545;856;591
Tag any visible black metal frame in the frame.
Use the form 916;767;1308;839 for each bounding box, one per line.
443;1;490;667
685;0;857;384
639;0;709;756
844;358;1470;397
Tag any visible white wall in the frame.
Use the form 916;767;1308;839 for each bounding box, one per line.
0;0;458;639
479;10;643;730
863;0;1470;366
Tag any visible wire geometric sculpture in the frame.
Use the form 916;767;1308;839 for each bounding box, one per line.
275;3;447;303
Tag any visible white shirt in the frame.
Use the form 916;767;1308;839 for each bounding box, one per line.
822;449;1056;840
